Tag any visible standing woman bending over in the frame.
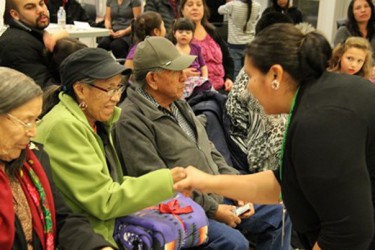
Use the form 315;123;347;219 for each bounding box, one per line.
97;0;142;58
175;23;375;250
218;0;261;79
180;0;234;93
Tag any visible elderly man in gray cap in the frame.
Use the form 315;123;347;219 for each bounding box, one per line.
113;36;292;250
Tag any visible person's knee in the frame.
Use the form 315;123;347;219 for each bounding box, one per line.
97;37;111;50
230;236;249;250
211;229;249;250
206;219;249;250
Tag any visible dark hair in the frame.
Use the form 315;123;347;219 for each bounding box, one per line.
41;39;88;117
52;38;88;65
246;23;332;85
171;17;196;44
255;11;293;35
242;0;253;32
346;0;375;40
179;0;215;32
131;11;163;44
0;67;43;176
271;0;290;11
173;17;196;33
4;0;16;25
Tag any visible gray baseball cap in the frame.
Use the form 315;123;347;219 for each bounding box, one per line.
133;36;196;72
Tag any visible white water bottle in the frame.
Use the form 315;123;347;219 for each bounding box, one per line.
57;6;66;29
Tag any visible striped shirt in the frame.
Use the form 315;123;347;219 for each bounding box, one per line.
136;88;197;143
218;0;261;45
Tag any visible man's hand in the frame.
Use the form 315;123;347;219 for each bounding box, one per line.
235;201;254;219
170;167;187;184
43;30;68;52
173;166;212;195
183;67;201;78
214;204;241;228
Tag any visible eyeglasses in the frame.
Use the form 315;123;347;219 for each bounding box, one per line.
7;113;41;131
89;84;126;97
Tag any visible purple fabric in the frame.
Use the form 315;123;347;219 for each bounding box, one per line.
113;224;153;249
189;43;206;73
115;209;183;249
126;44;138;60
183;76;211;99
114;194;208;250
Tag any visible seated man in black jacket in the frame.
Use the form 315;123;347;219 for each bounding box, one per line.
0;0;60;88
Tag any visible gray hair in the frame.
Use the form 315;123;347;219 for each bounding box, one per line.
0;67;43;114
133;67;164;88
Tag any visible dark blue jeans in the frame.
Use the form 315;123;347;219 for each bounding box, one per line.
228;46;245;81
198;201;291;250
199;218;249;249
237;204;292;250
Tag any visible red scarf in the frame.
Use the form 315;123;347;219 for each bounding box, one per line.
0;146;56;249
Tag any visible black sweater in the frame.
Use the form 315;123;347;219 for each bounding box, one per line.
275;72;375;249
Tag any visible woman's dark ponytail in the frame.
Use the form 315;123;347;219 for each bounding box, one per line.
298;31;332;85
243;0;253;33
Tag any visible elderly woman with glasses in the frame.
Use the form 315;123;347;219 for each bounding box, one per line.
35;48;186;248
0;67;114;249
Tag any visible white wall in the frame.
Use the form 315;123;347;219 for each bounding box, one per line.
317;0;351;44
0;0;5;26
257;0;269;13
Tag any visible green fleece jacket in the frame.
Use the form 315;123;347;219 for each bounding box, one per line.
35;93;175;247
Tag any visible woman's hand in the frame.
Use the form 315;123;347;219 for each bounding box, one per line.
214;204;241;228
170;167;187;184
173;166;212;194
183;67;201;78
111;29;127;38
224;78;233;92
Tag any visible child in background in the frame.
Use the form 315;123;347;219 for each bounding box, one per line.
218;0;260;79
173;17;211;99
328;36;373;80
124;11;166;69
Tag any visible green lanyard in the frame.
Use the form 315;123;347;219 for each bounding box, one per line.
278;87;300;201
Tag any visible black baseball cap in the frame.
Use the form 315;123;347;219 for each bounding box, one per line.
60;48;132;89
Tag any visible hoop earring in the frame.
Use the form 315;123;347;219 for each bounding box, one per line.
271;79;280;90
79;101;88;110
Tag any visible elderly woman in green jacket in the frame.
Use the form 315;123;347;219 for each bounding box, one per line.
35;48;186;247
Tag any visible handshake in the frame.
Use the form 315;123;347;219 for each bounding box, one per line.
170;166;212;195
